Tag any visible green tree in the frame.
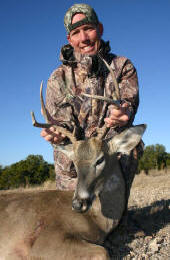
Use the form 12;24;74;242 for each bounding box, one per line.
0;155;54;190
0;165;3;175
166;153;170;167
155;144;166;170
138;145;155;174
138;144;168;174
48;164;55;181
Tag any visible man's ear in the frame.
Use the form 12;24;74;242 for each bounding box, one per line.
98;23;103;37
67;34;72;46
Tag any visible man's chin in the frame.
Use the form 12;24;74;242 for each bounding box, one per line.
80;49;98;56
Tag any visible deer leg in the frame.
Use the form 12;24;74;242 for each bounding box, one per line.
80;243;110;260
30;231;109;260
60;239;110;260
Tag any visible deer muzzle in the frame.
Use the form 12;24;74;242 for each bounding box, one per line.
72;197;93;213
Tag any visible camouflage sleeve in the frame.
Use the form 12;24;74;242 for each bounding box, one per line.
45;67;73;127
118;58;139;123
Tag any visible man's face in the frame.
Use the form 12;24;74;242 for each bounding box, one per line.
67;13;103;55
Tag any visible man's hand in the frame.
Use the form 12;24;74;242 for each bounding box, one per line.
104;103;131;128
41;127;65;144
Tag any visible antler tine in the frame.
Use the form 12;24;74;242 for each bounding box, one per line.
81;93;120;108
30;81;77;144
98;53;120;100
31;81;52;128
96;55;121;140
40;81;50;123
31;111;53;128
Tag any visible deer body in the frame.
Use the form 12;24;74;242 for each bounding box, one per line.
0;190;109;259
0;125;146;259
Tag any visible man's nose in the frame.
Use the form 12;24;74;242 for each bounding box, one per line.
79;30;89;42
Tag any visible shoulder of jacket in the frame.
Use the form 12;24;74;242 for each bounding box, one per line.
49;64;70;81
111;55;128;66
110;55;134;72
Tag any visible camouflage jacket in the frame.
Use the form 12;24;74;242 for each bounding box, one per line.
46;40;139;137
45;40;140;188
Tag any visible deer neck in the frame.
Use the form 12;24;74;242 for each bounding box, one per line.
89;157;126;234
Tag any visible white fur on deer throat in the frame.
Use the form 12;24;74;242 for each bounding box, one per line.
79;189;90;200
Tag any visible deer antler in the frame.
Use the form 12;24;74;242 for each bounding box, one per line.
82;54;120;103
31;81;77;144
81;55;121;140
98;53;120;100
81;93;120;108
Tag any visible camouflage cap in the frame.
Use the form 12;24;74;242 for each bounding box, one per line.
64;4;99;34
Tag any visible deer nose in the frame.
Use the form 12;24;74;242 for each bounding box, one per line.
72;198;83;212
72;197;93;213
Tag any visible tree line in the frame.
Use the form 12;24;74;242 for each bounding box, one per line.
0;155;55;190
0;144;170;190
138;144;170;174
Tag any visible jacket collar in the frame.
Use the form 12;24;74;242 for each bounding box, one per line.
59;40;113;77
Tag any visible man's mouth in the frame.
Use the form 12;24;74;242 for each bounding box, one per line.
81;43;95;53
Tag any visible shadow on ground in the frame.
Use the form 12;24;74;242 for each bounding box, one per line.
104;199;170;259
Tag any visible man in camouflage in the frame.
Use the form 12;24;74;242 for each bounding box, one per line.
41;4;143;213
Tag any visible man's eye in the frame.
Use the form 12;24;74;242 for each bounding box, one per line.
84;26;94;31
71;30;79;36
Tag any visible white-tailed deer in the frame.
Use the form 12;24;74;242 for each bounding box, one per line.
0;58;146;259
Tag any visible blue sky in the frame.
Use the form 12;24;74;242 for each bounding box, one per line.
1;0;170;166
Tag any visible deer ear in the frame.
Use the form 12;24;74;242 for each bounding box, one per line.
54;144;74;161
108;124;146;155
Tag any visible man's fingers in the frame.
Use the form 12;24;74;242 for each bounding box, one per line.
40;129;48;137
110;114;129;122
44;135;54;142
49;126;55;132
110;102;129;116
121;102;129;108
49;127;65;138
104;118;119;126
40;125;66;145
42;127;63;137
104;116;128;127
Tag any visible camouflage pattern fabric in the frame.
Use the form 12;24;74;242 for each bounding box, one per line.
45;40;142;191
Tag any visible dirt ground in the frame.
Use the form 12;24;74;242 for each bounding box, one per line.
105;172;170;259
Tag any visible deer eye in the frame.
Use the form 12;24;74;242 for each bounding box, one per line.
96;156;105;166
